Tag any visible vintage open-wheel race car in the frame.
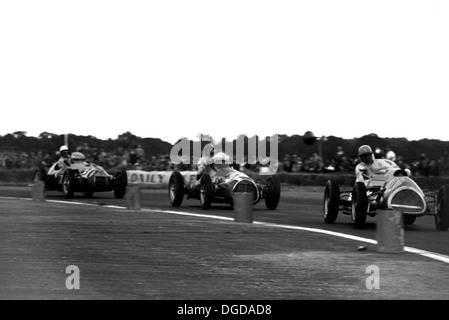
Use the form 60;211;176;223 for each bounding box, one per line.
33;152;128;199
168;166;281;210
323;166;449;231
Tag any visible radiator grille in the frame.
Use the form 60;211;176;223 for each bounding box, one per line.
390;189;425;214
94;176;108;189
234;181;257;202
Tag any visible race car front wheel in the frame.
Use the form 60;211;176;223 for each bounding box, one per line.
265;175;281;210
200;174;213;210
323;179;340;224
114;169;128;199
352;182;368;229
435;185;449;231
169;171;185;207
62;170;76;198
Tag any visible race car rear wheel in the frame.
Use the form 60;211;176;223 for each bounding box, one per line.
435;185;449;231
169;171;185;207
33;168;47;183
352;182;368;229
323;179;340;224
265;175;281;210
114;169;128;199
62;170;76;198
200;174;213;210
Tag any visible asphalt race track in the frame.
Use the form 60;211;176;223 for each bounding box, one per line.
2;185;449;255
1;184;449;300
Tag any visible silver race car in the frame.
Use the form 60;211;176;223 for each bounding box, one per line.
323;165;449;230
33;152;128;199
168;165;281;210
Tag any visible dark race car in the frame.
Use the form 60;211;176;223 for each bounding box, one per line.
323;165;449;230
33;152;128;199
168;166;281;210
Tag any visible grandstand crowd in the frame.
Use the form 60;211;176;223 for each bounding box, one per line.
1;144;449;177
278;147;449;177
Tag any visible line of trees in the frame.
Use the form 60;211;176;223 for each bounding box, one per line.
1;131;449;167
0;131;173;159
278;133;449;165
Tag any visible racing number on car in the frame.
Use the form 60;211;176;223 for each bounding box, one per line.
365;265;380;290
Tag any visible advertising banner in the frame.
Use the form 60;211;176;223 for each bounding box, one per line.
127;170;197;187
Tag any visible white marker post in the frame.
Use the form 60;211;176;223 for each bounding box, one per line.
31;180;45;202
126;186;141;210
376;209;404;253
234;192;253;223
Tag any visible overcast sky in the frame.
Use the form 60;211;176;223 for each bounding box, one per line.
1;1;448;144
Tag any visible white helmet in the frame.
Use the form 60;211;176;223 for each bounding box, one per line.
358;145;374;165
60;145;69;152
213;152;230;163
71;152;85;161
358;145;373;156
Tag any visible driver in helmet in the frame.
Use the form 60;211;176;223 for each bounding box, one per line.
355;145;401;183
196;143;216;180
211;151;233;195
70;152;87;166
213;152;233;173
55;145;71;170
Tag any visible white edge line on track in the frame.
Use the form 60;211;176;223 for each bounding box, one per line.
3;196;449;265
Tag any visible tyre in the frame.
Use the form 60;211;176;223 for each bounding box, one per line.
265;175;281;210
114;169;128;199
351;182;368;229
435;185;449;231
169;171;185;207
200;174;214;210
62;170;77;198
323;179;340;224
32;167;47;183
33;167;48;191
403;215;417;226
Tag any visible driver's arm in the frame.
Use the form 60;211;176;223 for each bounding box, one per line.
55;158;70;170
356;164;371;182
196;157;217;180
196;158;207;180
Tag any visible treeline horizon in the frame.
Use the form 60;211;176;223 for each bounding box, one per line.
1;131;449;163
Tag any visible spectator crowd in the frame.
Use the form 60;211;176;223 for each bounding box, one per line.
2;144;449;177
0;144;176;172
277;146;449;177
